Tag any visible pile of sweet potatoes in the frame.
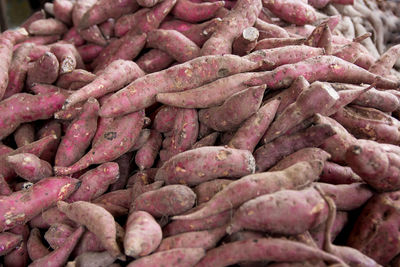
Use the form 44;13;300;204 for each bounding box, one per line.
1;0;400;266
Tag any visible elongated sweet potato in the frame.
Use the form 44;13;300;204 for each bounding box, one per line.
310;211;348;249
136;49;174;73
100;55;262;117
254;37;306;50
193;179;233;204
130;185;196;217
124;211;162;257
14;123;35;148
44;223;75;249
263;0;317;26
57;201;124;260
135;130;162;170
36;120;62;164
254;19;290;39
171;0;224;23
0;232;23;256
155;146;255;186
269;148;330;171
28;18;68;36
0;177;80;231
6;153;53;182
26;52;60;88
27;228;50;261
319;161;362;184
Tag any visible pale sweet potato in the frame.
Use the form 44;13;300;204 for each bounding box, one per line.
319;161;362;184
28;18;68;36
135;130;162;170
73;251;116;267
0;232;23;256
192;132;219;149
263;0;317;25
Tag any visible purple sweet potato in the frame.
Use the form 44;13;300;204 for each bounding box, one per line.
62;27;85;46
192;132;219;149
56;69;96;89
99;18;115;39
254;37;306;50
369;44;400;77
126;248;205;267
54;110;144;175
64;60;144;108
6;153;53;182
55;98;99;167
79;25;108;47
130;185;196;217
99;55;262;117
124;211;162;257
129;129;151;152
174;161;322;221
254;18;290;39
94;189;132;209
68;162;119;202
36;120;62;164
135;130;162;170
155;146;255;186
57;201;124;260
228;99;280;152
171;0;224;23
0;175;12;196
71;230;106;257
44;223;75;249
263;0;317;26
269;148;330;171
14;123;35;148
152;106;179;133
29;226;84;267
319;161;362;184
199;84;266;132
232;27;259;56
136;49;174;73
4;225;30;267
28;18;68;36
0;232;23;256
0;177;80;232
26;52;60;88
53;0;73;24
77;44;104;63
27;228;50;261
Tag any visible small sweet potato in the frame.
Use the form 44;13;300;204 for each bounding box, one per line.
6;153;53;182
193;179;233;204
73;251;116;267
254;18;290;39
27;228;50;261
232;27;259;56
44;223;75;249
124;211;162;257
264;0;317;25
192;132;219;149
26;52;60;87
14;123;35;148
0;232;23;256
135;130;162;170
320;161;362;184
136;49;174;73
28;18;68;35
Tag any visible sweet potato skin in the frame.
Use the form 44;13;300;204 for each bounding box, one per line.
155;146;255;186
269;148;330;171
135;130;162;170
26;52;60;87
263;0;317;26
44;223;74;249
193;179;233;204
27;228;50;261
0;232;23;256
124;211;162;257
130;185;196;217
171;0;224;23
6;153;53;182
319;161;362;184
28;18;68;36
14;123;35;148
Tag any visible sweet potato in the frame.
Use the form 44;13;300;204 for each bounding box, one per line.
14;123;35;148
55;98;99;167
160;108;199;162
255;117;336;171
192;132;219;149
246;55;398;90
73;251;116;267
41;207;77;228
79;0;139;29
199;84;266;132
21;10;46;29
0;177;80;231
263;0;317;26
79;25;108;47
44;223;75;249
195;237;348;267
152;106;178;133
30;226;84;267
94;189;132;210
262;82;339;143
114;0;177;37
254;18;290;39
174;161;322;221
71;230;105;257
28;19;68;36
124;211;162;257
135;130;162;170
129;129;151;152
171;0;224;23
26;52;59;88
50;43;84;74
68;162;119;202
126;248;205;267
99;55;262;117
146;29;200;63
62;27;85;46
232;27;259;56
27;228;50;261
36;120;62;164
6;153;53;182
345;140;400;192
319;161;362;184
126;168;158;188
0;232;23;256
57;201;124;260
4;225;30;267
269;148;330;171
155;146;255;186
54;110;144;175
0;175;12;196
254;37;306;50
130;184;196;217
53;0;74;25
76;44;104;64
369;44;400;77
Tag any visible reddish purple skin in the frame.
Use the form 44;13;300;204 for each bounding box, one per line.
66;60;144;107
27;228;50;261
171;0;224;23
126;248;205;267
0;37;16;100
99;18;115;39
74;251;116;267
54;110;144;175
21;10;46;29
269;148;330;171
6;153;53;182
18;35;61;48
320;161;362;184
0;177;80;232
0;142;14;156
79;0;139;29
114;0;177;37
247;55;399;90
255;123;336;172
160;108;199;162
28;18;68;35
135;130;162;170
77;44;104;63
56;69;96;89
228;99;280;152
49;43;78;74
192;132;219;149
0;135;58;181
62;27;85;46
99;55;262;117
44;223;74;249
94;188;133;209
163;208;231;237
30;226;84;267
155;146;255;186
369;44;400;77
194;179;233;204
5;225;30;267
110;153;133;190
175;161;322;221
130;185;196;217
36;120;62;164
310;211;348;249
79;25;108;46
72;230;106;257
92;117;114;145
136;0;162;7
332;105;400;145
232;27;259;56
124;211;162;257
26;52;60;87
0;232;23;256
196;238;345;267
14;123;35;148
126;168;158;188
199;85;266;132
152;106;179;133
254;19;289;39
146;29;200;63
348;191;400;265
263;0;317;26
137;49;174;73
201;0;262;56
254;38;306;50
54;0;74;24
55;98;99;167
324;86;372;116
160;18;221;47
68;162;119;202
